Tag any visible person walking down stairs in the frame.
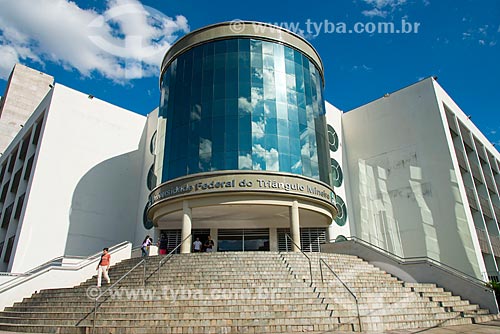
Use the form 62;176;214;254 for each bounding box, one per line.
141;235;152;257
96;247;111;287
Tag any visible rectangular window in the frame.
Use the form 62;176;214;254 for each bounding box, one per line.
3;235;15;263
7;149;18;173
32;117;44;146
19;133;31;161
1;203;13;229
0;163;6;183
24;156;34;181
10;169;22;193
14;193;25;220
0;242;3;257
0;183;8;203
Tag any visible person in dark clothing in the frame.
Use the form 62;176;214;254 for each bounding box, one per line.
158;234;168;255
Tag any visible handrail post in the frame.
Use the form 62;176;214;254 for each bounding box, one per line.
319;258;362;332
285;234;313;286
355;299;362;332
143;258;146;286
92;297;97;334
319;259;324;283
158;260;161;286
308;257;313;286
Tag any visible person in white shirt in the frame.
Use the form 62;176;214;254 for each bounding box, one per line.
193;237;202;252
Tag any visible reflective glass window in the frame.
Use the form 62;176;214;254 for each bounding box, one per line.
159;38;329;184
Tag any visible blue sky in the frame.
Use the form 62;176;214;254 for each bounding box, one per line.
0;0;499;145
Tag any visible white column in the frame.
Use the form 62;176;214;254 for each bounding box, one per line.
269;228;278;251
210;228;218;252
180;201;192;254
290;200;301;252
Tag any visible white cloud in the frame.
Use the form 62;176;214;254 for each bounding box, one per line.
252;118;266;139
352;64;373;71
0;0;189;81
199;138;212;158
361;0;409;17
363;0;407;8
238;154;252;169
362;8;388;18
462;25;497;47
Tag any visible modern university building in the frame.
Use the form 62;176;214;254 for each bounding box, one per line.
0;22;500;285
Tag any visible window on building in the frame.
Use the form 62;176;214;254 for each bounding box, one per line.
277;228;326;252
0;163;6;183
0;242;3;257
24;156;34;181
3;235;15;263
0;183;8;203
1;203;13;229
142;204;153;230
10;169;22;194
19;133;31;162
147;165;157;190
32;116;44;146
14;193;25;220
7;149;18;173
150;130;157;155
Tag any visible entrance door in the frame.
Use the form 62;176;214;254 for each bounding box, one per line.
218;228;269;252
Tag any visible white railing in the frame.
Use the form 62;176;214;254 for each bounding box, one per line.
0;241;132;311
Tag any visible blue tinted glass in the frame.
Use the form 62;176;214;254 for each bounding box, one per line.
239;38;250;52
279;154;291;173
160;38;329;184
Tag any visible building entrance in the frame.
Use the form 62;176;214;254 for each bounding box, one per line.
217;228;269;252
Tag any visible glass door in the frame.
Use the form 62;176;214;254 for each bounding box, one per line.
217;228;269;252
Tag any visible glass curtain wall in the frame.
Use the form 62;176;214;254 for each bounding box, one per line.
160;38;329;184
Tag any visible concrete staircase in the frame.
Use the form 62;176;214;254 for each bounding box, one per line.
281;252;496;332
0;251;496;333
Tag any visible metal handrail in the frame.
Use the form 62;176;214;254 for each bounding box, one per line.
284;234;313;286
156;234;192;285
319;258;362;332
339;236;489;287
0;241;131;294
88;258;146;333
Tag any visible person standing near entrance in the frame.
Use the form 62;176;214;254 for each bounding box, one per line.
96;248;111;287
158;234;168;255
193;237;202;252
141;235;152;257
204;235;214;252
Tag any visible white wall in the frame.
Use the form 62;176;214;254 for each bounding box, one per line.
0;242;132;311
325;102;352;240
9;84;146;273
342;78;485;278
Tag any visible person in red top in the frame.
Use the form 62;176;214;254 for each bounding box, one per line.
96;248;111;287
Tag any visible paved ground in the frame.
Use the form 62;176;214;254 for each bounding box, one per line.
329;320;500;334
1;320;500;334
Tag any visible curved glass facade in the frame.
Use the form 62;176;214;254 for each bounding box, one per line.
159;38;330;183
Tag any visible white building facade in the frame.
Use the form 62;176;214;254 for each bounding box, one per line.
0;22;498;282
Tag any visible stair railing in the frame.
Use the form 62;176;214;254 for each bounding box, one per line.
156;234;192;285
284;234;313;286
340;236;489;286
89;258;146;333
319;258;362;332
